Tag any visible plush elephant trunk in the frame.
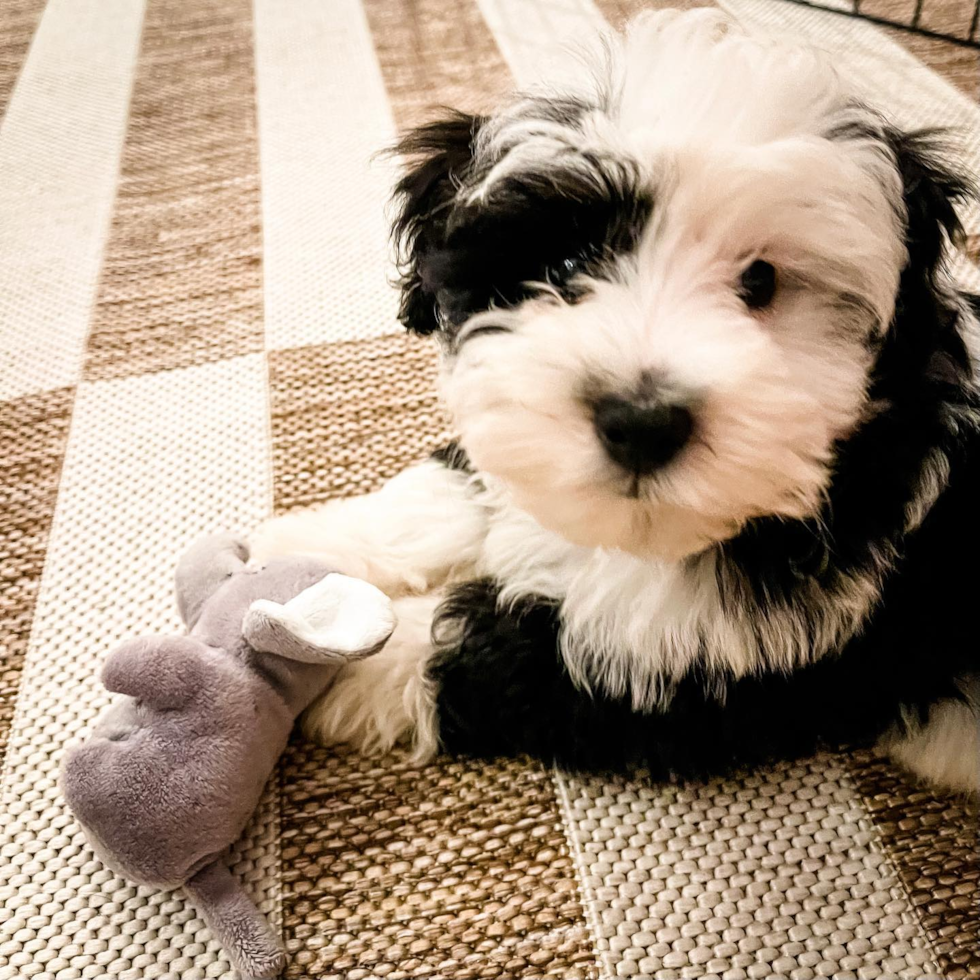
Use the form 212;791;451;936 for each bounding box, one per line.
185;861;285;980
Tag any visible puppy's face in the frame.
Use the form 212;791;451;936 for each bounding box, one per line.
393;11;962;560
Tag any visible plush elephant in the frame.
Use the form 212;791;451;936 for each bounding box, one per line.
62;533;396;979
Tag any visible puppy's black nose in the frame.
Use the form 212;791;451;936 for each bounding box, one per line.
593;395;693;475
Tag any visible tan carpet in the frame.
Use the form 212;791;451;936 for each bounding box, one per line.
0;1;977;978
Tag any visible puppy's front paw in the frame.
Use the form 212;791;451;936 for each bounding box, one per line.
299;594;441;761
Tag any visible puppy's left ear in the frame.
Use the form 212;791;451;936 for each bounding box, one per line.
391;111;485;336
886;129;973;284
878;130;977;383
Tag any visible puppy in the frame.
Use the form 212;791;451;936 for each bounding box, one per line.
253;10;980;793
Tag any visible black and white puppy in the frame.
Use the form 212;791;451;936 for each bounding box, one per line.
252;10;980;793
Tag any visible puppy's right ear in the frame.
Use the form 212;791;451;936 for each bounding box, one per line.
391;112;485;336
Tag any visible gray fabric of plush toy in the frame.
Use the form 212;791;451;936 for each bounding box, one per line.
61;533;396;979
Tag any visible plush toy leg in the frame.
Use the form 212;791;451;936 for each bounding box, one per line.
102;636;207;711
185;860;285;980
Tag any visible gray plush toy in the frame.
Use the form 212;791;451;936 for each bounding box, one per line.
61;533;396;980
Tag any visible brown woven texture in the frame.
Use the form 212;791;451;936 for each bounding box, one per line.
278;742;596;980
362;0;513;131
268;334;452;512
848;756;980;980
914;0;978;41
0;387;74;765
0;0;47;118
83;0;264;381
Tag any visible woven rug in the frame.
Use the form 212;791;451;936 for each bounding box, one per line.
1;1;978;978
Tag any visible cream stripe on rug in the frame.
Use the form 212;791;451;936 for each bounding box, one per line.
560;754;943;979
0;0;143;824
0;357;275;980
0;0;144;401
0;0;278;975
253;0;401;350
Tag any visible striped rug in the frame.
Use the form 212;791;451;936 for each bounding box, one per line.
0;1;977;978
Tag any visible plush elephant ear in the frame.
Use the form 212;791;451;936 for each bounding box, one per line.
242;574;396;664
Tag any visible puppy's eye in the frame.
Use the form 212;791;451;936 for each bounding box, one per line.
547;252;597;290
738;260;776;309
546;255;584;284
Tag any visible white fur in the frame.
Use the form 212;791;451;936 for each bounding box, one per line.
299;592;444;759
881;685;980;795
252;463;480;755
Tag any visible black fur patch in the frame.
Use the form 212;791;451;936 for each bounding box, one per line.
429;441;473;474
391;110;651;338
391;112;486;336
429;167;650;331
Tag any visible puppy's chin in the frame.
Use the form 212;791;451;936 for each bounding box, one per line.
502;483;733;561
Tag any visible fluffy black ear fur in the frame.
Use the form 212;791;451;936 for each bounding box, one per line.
391;112;485;336
875;129;976;388
886;129;971;278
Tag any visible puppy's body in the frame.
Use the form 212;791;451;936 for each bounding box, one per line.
253;11;980;792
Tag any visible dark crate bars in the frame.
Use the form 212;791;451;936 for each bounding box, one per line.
780;0;979;46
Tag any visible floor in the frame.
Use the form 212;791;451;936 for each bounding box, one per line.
0;1;978;978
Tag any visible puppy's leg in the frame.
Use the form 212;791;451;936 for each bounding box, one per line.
304;580;601;763
250;457;487;597
304;578;686;767
881;694;980;795
301;592;443;758
253;454;487;757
